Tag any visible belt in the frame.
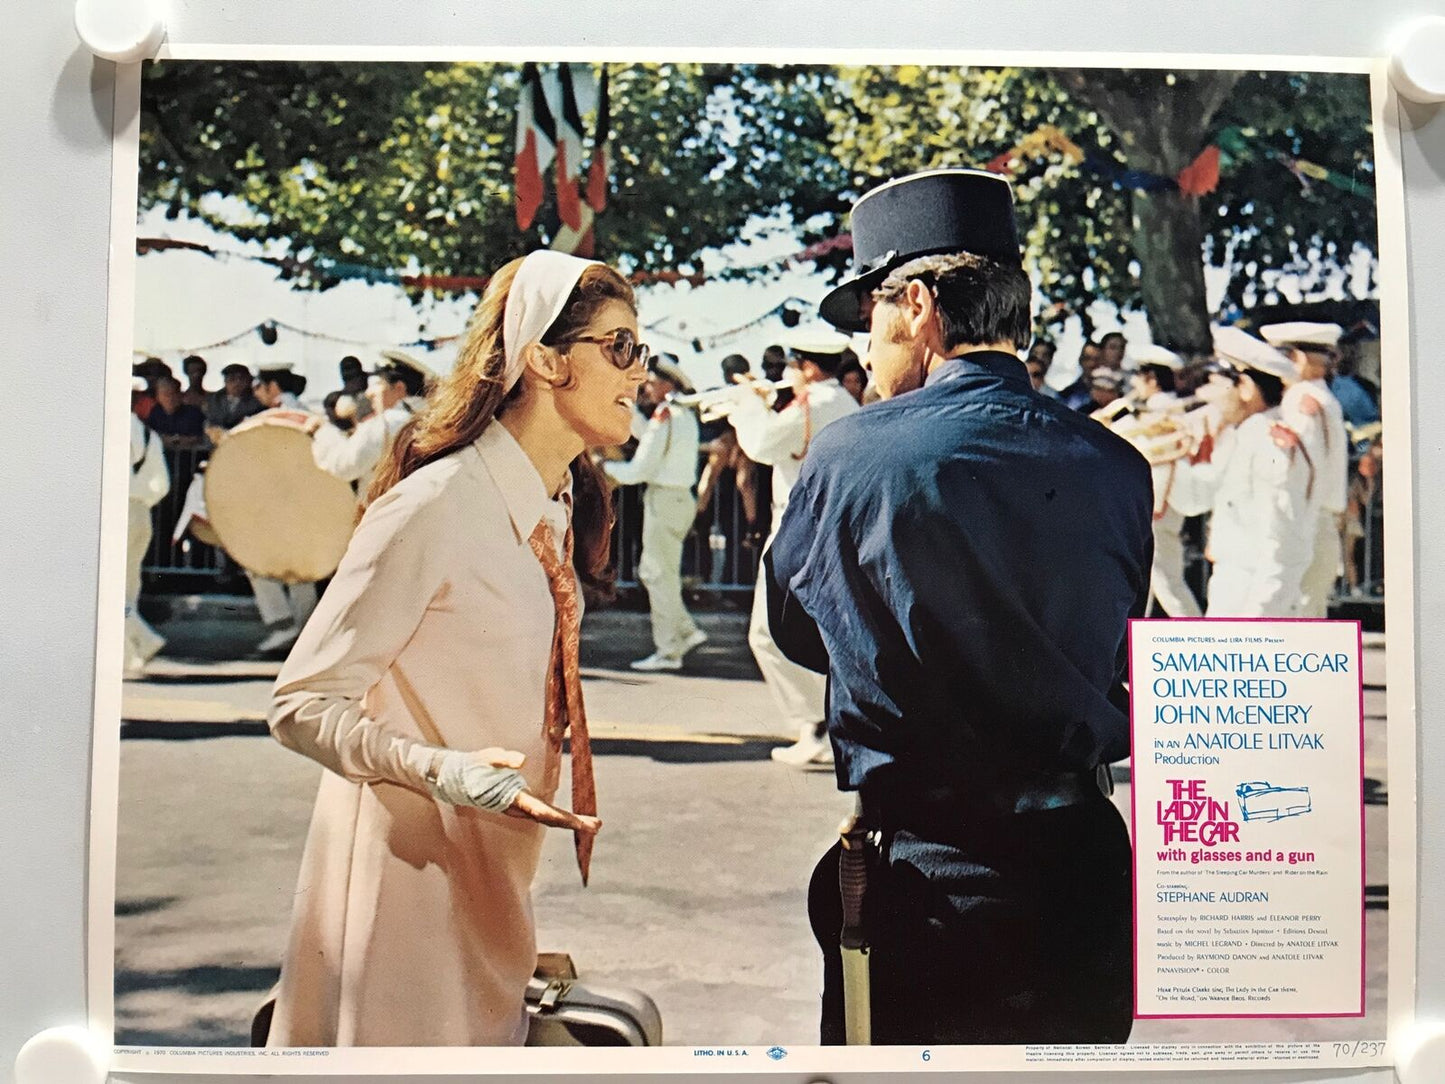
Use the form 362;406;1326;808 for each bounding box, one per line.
861;765;1114;830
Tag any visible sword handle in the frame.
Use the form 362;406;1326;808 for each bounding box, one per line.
838;812;869;950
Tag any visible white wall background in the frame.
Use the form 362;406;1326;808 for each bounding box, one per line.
3;2;1442;1083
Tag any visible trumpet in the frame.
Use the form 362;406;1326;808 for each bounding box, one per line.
669;377;792;421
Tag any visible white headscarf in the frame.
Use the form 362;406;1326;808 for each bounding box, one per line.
502;250;603;392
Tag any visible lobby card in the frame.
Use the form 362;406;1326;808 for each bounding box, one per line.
1131;620;1365;1020
91;48;1412;1077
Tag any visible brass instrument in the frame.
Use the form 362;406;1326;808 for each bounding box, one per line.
669;377;792;422
1093;395;1220;467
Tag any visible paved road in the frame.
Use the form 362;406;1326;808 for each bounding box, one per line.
113;602;1391;1048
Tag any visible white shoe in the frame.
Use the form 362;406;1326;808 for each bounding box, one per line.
770;732;833;767
677;628;709;656
629;651;683;672
255;625;301;654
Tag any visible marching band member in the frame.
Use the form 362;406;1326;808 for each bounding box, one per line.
1200;327;1313;617
1261;321;1350;617
603;357;707;671
248;364;321;655
1127;344;1202;618
125;383;171;679
309;352;432;493
719;329;859;766
254;363;309;413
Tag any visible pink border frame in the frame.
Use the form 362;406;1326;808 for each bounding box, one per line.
1127;617;1367;1020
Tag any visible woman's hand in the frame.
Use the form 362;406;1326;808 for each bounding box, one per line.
430;748;601;835
507;791;602;835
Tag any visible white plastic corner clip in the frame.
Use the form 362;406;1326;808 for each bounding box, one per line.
1397;1022;1445;1084
1389;15;1445;105
14;1026;108;1084
74;0;165;64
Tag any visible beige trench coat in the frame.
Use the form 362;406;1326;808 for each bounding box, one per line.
266;422;573;1047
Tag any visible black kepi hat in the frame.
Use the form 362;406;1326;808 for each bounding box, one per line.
819;168;1021;333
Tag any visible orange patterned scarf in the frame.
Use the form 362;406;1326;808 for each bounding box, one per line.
528;518;597;885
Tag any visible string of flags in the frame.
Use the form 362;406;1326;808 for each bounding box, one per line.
646;297;817;354
135;290;820;359
1215;127;1373;199
983;122;1221;195
133;232;842;297
981;121;1371;200
132;317;462;359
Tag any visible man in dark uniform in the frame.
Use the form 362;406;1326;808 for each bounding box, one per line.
765;169;1154;1045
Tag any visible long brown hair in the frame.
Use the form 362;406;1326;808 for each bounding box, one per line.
366;257;635;598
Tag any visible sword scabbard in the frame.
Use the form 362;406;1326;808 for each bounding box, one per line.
838;812;870;948
837;809;872;1045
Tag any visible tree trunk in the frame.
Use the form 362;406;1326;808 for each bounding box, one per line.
1056;70;1242;354
1131;189;1213;353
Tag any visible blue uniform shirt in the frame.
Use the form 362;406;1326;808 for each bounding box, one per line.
766;350;1154;794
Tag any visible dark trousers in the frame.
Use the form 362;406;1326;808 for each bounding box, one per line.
808;792;1134;1045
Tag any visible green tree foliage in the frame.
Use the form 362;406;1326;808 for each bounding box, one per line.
1205;70;1377;307
811;65;1140;328
139;61;1374;344
139;61;848;289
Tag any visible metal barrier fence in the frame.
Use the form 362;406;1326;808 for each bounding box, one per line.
141;446;236;582
141;445;770;594
608;468;769;594
140;445;1382;605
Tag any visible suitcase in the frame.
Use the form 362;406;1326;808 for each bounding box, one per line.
525;952;663;1047
250;953;661;1048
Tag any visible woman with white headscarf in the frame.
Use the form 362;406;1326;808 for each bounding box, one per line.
264;252;648;1047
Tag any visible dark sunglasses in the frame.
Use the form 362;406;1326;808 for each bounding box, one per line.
559;327;650;371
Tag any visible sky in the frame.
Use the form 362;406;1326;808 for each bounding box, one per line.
132;204;1374;406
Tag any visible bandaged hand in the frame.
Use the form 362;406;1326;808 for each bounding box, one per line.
426;748;602;836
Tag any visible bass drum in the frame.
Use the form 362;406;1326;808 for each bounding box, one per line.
205;412;357;584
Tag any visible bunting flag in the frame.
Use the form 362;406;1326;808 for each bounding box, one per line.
1175;145;1222;197
553;65;588;231
984;124;1085;174
514;63;557;231
551;205;596;258
586;66;611;214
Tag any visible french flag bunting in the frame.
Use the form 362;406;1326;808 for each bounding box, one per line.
586;66;611;214
553;65;587;231
551;205;595;257
514;63;557;231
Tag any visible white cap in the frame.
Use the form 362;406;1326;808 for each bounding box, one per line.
377;349;437;385
783;327;852;357
1212;326;1298;385
649;356;695;394
131;376;149;392
1259;321;1343;349
1128;344;1185;370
